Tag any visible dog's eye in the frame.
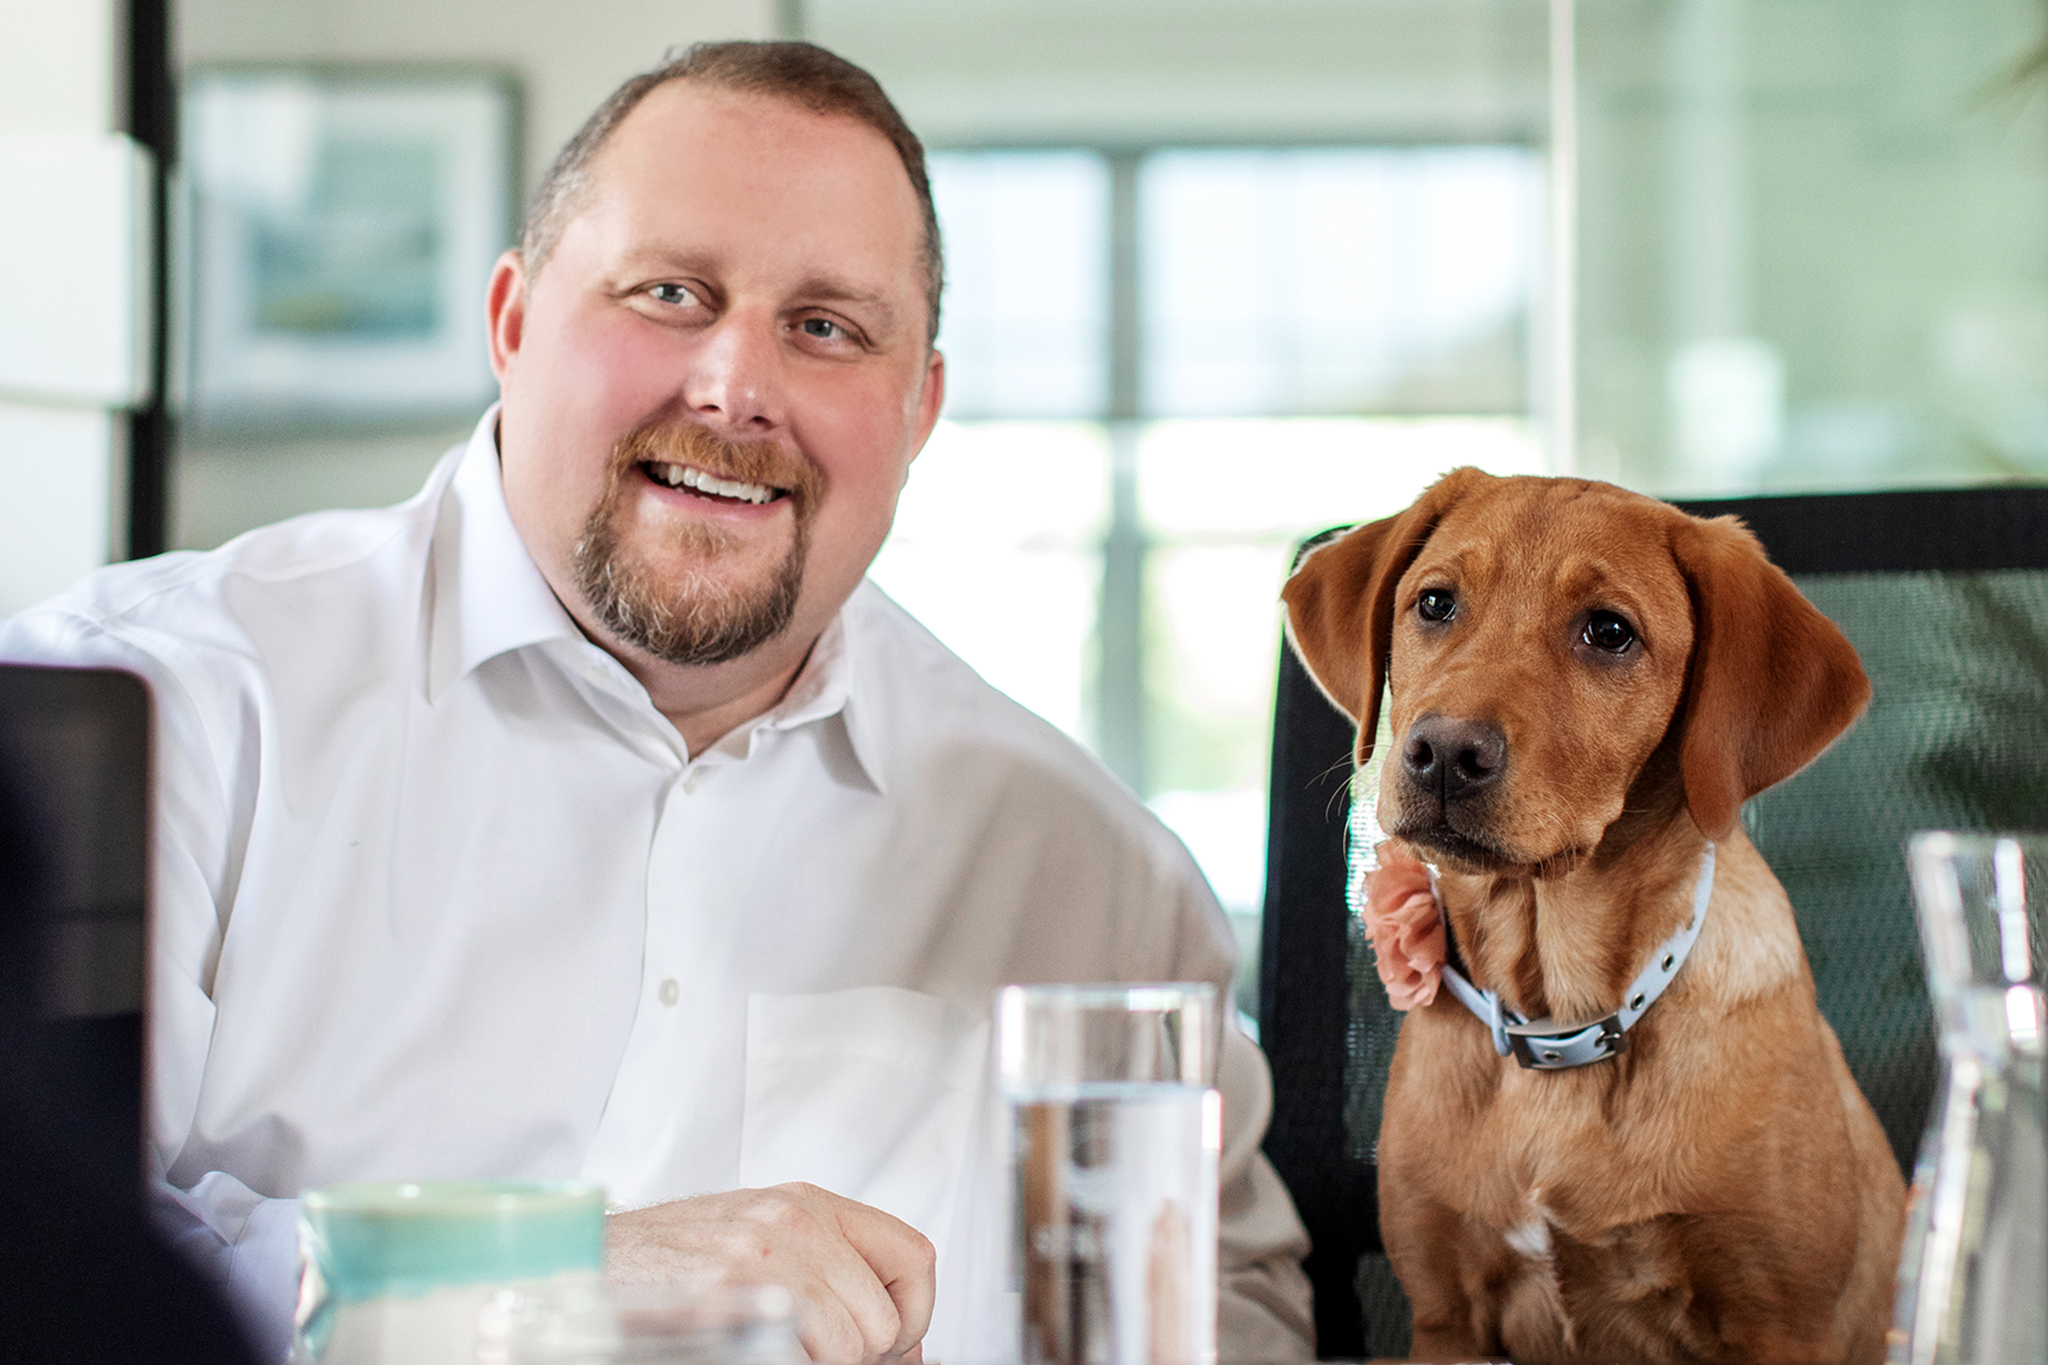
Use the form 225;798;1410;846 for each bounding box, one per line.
1417;589;1457;623
1584;610;1636;653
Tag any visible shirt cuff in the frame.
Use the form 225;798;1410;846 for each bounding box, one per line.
154;1172;303;1363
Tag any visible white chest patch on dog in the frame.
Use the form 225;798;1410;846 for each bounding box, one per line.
1504;1215;1553;1261
1504;1192;1559;1262
1499;1197;1575;1351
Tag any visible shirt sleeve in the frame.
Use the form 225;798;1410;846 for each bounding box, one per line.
3;605;300;1362
1216;1022;1319;1361
1141;821;1316;1360
152;1174;302;1360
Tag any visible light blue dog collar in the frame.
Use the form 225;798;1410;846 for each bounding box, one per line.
1438;844;1716;1071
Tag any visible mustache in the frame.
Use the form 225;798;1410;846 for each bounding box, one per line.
612;419;823;510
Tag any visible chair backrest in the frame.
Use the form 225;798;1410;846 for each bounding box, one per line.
1258;639;1374;1355
1257;486;2048;1357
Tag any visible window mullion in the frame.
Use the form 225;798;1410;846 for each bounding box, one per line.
1097;150;1146;793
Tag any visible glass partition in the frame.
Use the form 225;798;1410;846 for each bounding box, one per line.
1575;0;2048;495
869;144;1549;1017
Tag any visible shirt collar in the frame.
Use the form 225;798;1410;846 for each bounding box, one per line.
424;407;888;793
832;590;889;792
698;601;886;794
426;406;583;702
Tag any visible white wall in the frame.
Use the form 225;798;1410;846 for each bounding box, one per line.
0;0;126;616
0;0;115;133
179;0;778;242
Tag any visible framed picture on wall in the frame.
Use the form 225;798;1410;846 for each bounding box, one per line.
182;65;519;426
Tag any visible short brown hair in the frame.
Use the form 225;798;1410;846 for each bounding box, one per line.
521;41;943;343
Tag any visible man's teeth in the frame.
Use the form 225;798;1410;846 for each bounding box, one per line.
651;462;775;504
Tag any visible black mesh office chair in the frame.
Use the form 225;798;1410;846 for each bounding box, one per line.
1257;485;2048;1357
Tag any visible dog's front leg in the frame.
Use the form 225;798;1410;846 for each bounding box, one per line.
1382;1192;1512;1363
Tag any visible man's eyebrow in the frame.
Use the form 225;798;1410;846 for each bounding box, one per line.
794;277;895;316
793;277;903;344
610;244;708;270
608;245;719;280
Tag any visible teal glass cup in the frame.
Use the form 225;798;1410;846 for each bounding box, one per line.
291;1180;606;1364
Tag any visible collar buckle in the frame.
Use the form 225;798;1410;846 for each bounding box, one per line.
1506;1013;1627;1070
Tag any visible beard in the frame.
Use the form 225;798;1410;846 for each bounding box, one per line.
570;418;824;667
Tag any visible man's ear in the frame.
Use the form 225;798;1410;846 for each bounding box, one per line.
1280;467;1488;764
907;347;945;467
486;249;528;381
1670;514;1871;840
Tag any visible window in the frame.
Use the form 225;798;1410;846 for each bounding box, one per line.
869;145;1547;1017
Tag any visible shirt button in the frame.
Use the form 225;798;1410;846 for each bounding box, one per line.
681;770;704;795
657;978;680;1007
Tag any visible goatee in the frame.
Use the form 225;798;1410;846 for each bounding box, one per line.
570;419;823;666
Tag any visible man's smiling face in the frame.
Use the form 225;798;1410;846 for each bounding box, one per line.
489;79;944;673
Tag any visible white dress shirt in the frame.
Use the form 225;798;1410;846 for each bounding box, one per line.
0;410;1314;1362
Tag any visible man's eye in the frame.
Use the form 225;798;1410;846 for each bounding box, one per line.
648;282;696;306
1417;589;1456;623
1583;610;1637;653
800;316;846;341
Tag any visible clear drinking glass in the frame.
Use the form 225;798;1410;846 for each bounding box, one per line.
996;982;1222;1365
1892;833;2047;1365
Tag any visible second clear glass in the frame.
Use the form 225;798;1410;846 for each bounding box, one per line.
996;982;1222;1365
1893;832;2047;1365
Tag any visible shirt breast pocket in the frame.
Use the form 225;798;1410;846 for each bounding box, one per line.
739;986;991;1241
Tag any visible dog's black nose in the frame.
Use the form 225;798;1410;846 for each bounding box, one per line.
1401;716;1506;801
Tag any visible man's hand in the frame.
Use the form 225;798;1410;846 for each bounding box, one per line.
605;1182;935;1365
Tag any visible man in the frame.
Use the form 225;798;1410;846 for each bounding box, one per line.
0;42;1313;1363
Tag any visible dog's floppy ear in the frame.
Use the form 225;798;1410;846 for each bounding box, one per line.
1281;468;1487;763
1670;514;1871;841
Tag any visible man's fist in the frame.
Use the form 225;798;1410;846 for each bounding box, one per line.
606;1182;935;1364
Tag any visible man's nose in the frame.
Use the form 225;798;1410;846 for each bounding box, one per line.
682;315;784;432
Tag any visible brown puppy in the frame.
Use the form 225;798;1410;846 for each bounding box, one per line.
1282;469;1906;1365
